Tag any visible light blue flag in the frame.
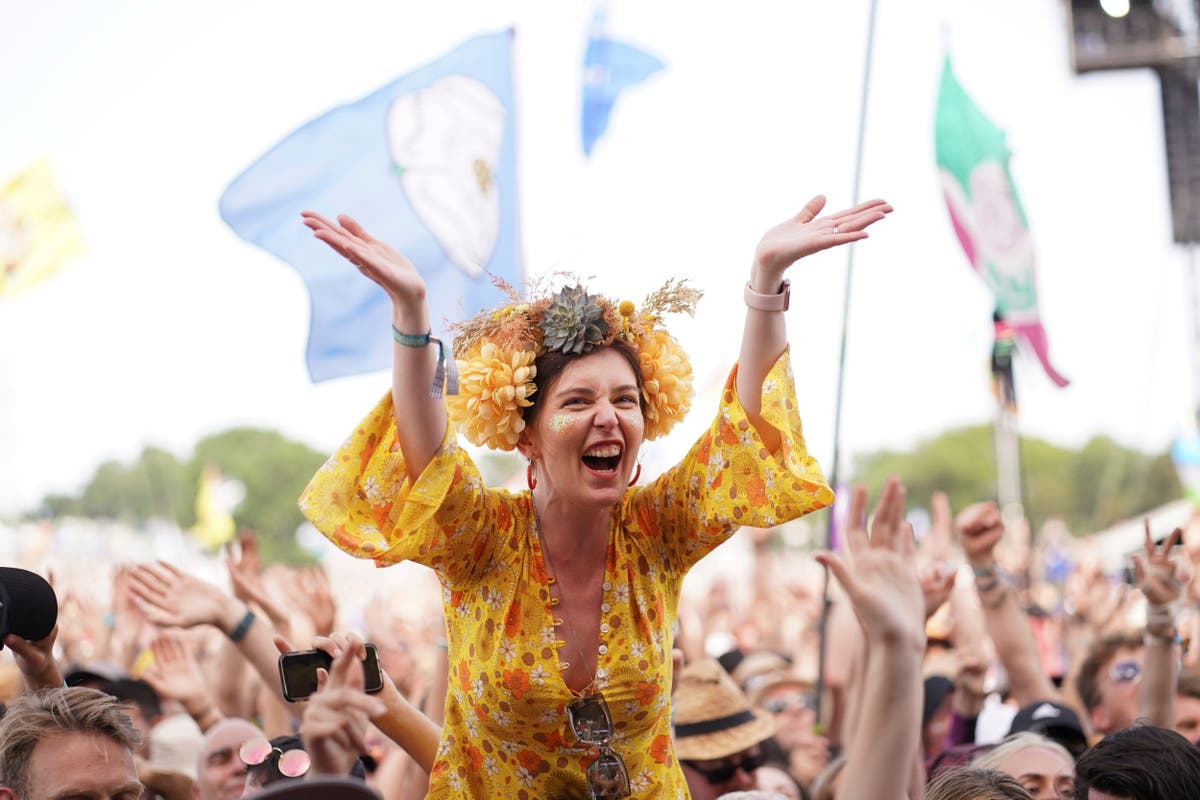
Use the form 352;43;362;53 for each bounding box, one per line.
581;13;664;156
220;30;521;382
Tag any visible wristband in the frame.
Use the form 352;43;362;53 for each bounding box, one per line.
228;610;255;643
1144;626;1179;644
1147;603;1175;629
392;326;460;398
743;279;790;312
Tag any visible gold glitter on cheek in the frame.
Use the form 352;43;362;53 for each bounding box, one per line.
549;414;576;433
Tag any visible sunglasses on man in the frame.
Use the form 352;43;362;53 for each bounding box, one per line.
682;748;766;785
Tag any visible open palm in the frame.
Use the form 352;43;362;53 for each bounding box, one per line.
817;479;923;648
754;196;892;275
302;211;426;304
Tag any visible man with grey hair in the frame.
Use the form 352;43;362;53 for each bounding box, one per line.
0;686;144;800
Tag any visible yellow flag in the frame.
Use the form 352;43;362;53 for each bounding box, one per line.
191;464;238;551
0;159;86;297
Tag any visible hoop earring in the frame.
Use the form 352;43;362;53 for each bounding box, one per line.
628;461;642;486
527;461;537;491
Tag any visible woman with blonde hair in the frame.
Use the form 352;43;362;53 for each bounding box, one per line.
925;767;1034;800
972;732;1075;800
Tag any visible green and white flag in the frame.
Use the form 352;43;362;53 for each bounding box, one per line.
935;56;1068;387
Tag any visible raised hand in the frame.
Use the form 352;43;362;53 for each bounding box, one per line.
5;624;64;691
129;561;235;630
1133;521;1184;608
142;632;213;720
301;211;426;305
226;530;263;603
753;196;892;277
920;563;956;622
921;491;954;565
294;566;338;638
816;479;924;649
299;633;387;777
952;647;989;719
955;501;1005;569
224;534;292;640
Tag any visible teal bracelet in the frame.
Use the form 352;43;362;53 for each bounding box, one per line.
228;610;255;643
392;326;459;398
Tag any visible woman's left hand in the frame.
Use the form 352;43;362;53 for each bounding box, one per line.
753;195;892;280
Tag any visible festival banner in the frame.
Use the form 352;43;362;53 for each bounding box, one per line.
581;8;664;156
220;31;522;382
0;159;85;297
935;56;1068;388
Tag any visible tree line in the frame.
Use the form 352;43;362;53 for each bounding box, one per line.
29;423;1182;560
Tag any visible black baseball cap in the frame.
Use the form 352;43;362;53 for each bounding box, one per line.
1008;700;1088;757
0;567;57;647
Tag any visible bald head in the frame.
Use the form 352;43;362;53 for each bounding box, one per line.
194;718;261;800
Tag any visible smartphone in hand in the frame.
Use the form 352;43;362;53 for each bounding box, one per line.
278;643;384;702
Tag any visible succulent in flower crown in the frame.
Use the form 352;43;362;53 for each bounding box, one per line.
444;275;701;451
540;286;610;355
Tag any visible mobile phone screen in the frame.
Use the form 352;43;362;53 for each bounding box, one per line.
278;643;384;702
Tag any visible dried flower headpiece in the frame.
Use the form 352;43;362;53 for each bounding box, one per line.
444;275;701;451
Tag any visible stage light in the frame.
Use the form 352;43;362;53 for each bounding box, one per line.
1099;0;1131;18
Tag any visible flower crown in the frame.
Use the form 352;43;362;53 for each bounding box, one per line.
444;276;701;451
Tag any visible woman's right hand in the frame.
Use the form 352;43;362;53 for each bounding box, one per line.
301;211;426;309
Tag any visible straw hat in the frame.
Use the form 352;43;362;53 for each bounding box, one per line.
731;651;791;693
746;668;816;708
673;658;777;761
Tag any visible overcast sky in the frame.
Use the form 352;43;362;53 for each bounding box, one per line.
0;0;1189;516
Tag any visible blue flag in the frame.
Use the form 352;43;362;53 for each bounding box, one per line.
581;14;664;156
220;30;521;382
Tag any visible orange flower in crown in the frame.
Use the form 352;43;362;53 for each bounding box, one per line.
444;276;700;451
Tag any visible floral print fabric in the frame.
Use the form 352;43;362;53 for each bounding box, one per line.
299;349;832;799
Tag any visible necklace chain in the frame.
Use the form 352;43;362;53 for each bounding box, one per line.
531;501;598;695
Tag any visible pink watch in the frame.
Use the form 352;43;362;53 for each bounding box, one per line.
743;279;791;312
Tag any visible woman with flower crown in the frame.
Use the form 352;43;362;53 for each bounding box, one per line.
298;194;891;800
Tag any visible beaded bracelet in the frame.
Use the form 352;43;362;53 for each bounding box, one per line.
393;326;459;398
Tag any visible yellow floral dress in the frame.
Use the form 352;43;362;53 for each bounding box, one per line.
300;349;832;799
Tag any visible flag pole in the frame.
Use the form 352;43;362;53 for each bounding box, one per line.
814;0;880;734
991;315;1025;524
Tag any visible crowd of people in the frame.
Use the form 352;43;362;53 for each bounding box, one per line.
4;195;1200;799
